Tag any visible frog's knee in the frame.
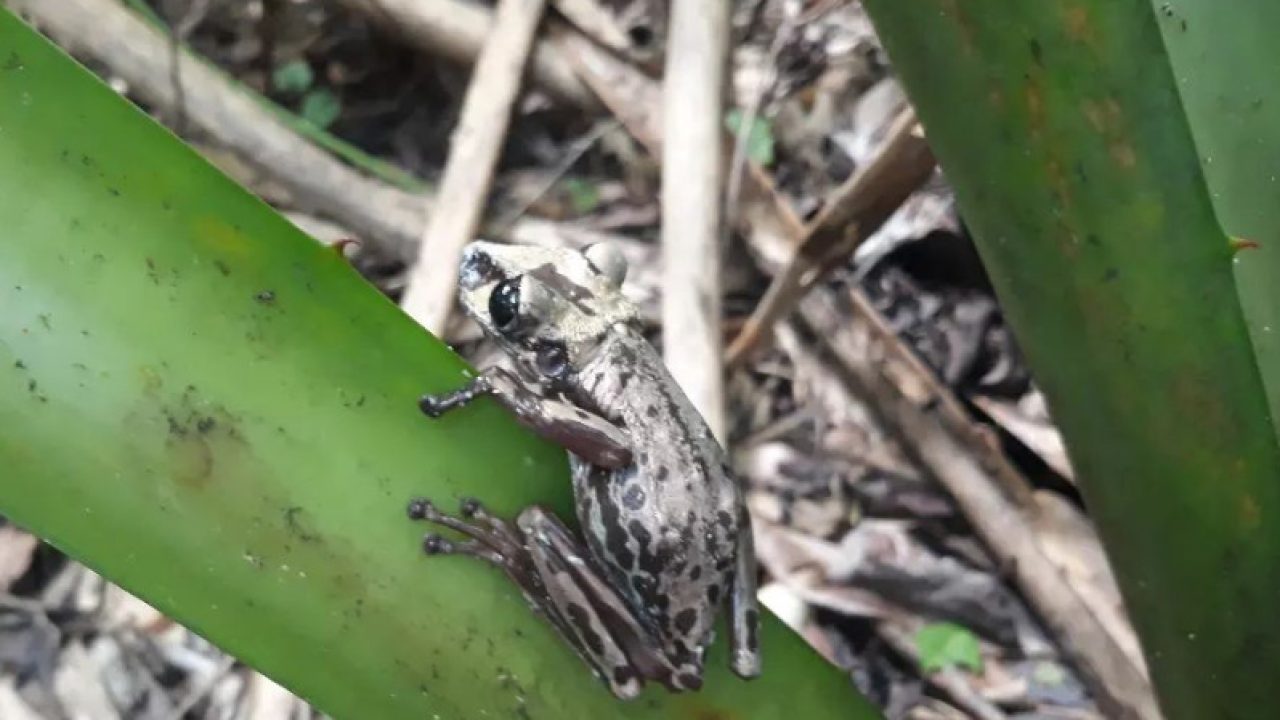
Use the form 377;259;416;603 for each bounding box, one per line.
515;506;553;533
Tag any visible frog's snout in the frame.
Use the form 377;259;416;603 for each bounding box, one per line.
458;243;500;290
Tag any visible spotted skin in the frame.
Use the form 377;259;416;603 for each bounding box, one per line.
409;241;761;699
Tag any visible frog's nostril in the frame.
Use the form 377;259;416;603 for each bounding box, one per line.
459;247;497;289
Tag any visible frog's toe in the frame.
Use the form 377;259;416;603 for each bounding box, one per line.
407;498;436;520
459;497;484;517
417;395;442;417
732;647;761;679
422;533;452;554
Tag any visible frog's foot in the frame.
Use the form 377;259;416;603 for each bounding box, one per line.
407;498;681;700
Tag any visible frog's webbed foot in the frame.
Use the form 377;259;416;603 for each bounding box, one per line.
408;498;681;700
407;498;516;565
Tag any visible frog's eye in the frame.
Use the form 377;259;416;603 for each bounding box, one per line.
488;277;522;332
584;242;627;288
534;341;569;378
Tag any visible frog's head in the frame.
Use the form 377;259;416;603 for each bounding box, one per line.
456;240;638;384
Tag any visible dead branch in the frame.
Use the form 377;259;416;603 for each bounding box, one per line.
550;24;806;250
726;106;936;364
659;0;731;439
551;0;632;55
11;0;427;262
13;0;617;272
333;0;596;110
400;0;549;333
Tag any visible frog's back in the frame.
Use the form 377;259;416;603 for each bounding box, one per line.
572;329;744;663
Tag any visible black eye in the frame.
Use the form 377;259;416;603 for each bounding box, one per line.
535;342;569;378
488;277;521;332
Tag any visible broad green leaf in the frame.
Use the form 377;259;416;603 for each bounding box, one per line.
0;10;877;720
861;1;1280;717
1152;0;1280;449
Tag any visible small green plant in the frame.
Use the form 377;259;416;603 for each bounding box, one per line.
272;59;315;94
562;177;602;214
300;88;341;129
725;109;775;166
915;622;983;674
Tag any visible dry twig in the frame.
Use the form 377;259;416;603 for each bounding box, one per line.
11;0;428;262
551;0;632;56
725;107;936;363
334;0;596;110
14;0;620;271
659;0;731;439
13;0;423;259
399;0;549;333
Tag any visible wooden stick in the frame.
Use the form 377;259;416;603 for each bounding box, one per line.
335;0;595;110
725;107;936;364
12;0;428;262
550;0;632;55
659;0;731;441
17;0;621;275
399;0;549;334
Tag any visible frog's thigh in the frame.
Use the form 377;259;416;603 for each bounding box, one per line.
727;517;762;678
517;506;653;699
517;504;686;696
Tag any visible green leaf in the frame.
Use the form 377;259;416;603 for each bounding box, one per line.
915;622;983;674
272;59;314;94
861;1;1280;717
0;9;878;719
300;88;341;129
562;176;601;214
1152;0;1280;450
725;109;775;167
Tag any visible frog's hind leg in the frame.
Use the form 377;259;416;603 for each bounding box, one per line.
514;506;695;697
408;498;584;657
408;497;519;557
407;498;664;700
727;510;762;679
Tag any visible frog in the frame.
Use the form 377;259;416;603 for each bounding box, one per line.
407;240;761;699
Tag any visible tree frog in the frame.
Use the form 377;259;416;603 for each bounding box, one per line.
407;240;761;699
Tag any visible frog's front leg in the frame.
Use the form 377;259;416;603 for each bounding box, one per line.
407;498;679;700
419;367;632;468
728;510;762;679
